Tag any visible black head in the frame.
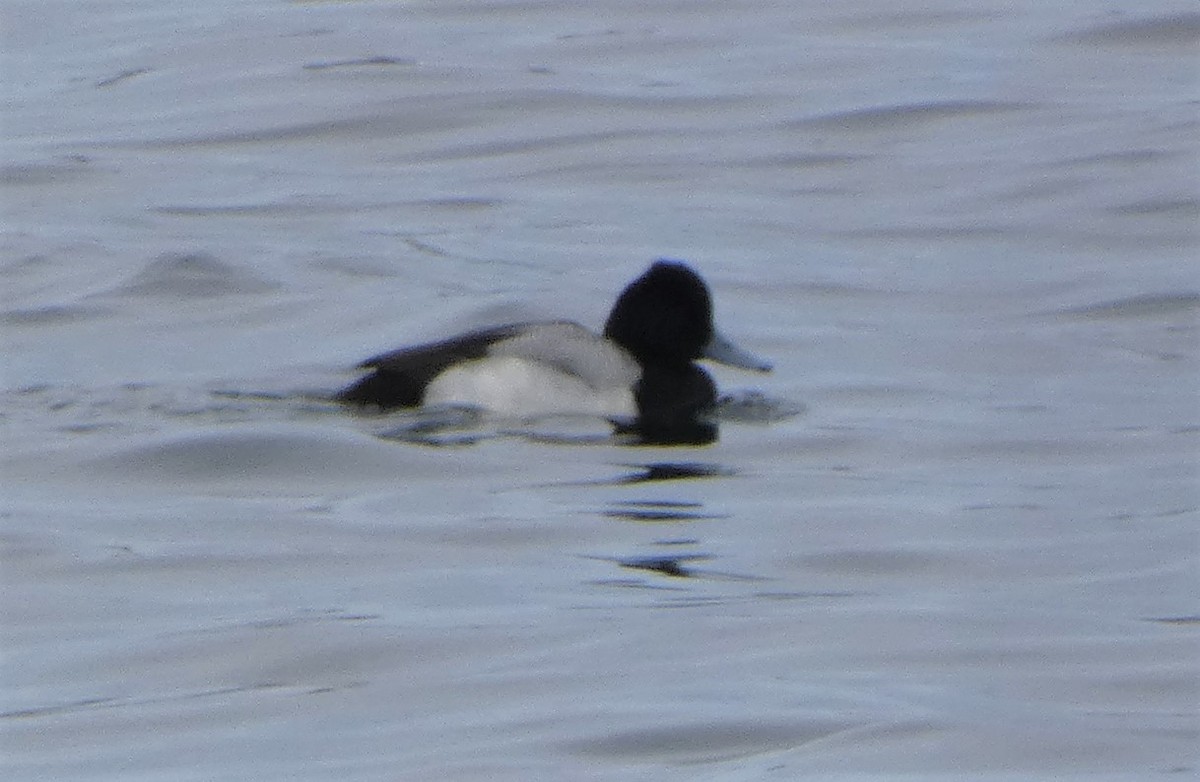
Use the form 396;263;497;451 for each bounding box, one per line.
603;260;713;367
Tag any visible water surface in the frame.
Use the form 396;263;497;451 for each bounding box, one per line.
2;1;1197;779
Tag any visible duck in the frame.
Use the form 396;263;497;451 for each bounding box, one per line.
336;259;772;444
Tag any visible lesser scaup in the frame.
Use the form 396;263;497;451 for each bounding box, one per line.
337;260;771;444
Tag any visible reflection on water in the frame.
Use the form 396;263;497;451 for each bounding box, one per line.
584;549;773;586
602;500;726;522
618;554;711;579
606;462;737;484
349;388;800;448
375;409;724;447
572;460;748;585
376;405;489;446
613;417;718;446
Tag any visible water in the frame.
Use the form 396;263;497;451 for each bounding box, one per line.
2;1;1197;779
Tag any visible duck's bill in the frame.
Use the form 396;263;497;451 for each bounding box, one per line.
702;330;773;373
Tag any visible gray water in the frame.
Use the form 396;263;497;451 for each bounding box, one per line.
2;1;1197;779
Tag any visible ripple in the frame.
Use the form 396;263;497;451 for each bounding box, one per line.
1055;292;1200;319
1108;197;1200;218
1;303;109;325
100;252;278;299
789;99;1031;132
302;56;416;70
1058;13;1200;46
0;155;95;186
84;424;451;485
570;718;854;762
717;391;805;423
95;67;153;88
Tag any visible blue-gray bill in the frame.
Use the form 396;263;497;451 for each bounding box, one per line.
701;330;773;373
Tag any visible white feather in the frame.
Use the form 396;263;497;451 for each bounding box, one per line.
423;324;640;419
